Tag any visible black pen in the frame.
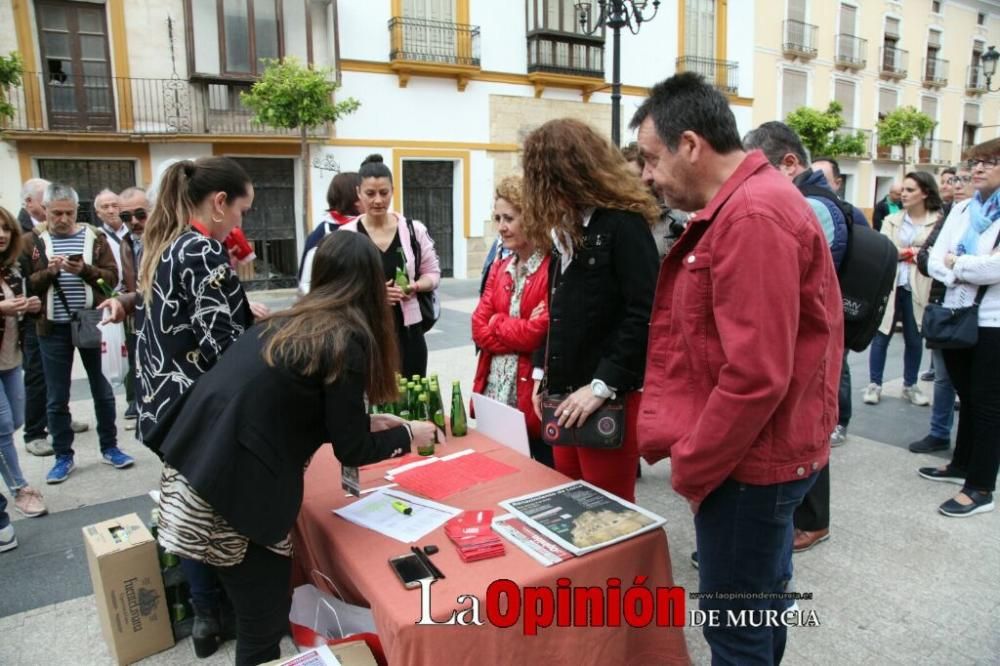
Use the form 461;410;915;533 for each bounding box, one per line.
412;546;445;580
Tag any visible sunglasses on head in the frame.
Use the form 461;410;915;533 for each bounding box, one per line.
119;209;148;223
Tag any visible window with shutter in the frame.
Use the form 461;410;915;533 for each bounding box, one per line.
781;70;807;121
787;0;806;23
885;17;900;39
878;88;897;119
965;103;981;125
834;79;856;126
185;0;298;79
685;0;716;60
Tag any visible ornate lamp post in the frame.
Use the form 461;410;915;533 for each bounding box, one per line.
981;45;1000;92
575;0;661;147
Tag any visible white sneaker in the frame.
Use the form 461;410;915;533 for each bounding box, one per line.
0;524;17;552
830;425;847;447
863;383;881;405
902;385;930;406
25;437;54;457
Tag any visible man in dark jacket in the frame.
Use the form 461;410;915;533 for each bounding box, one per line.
872;182;902;231
742;122;851;555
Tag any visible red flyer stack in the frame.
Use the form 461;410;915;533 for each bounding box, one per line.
444;510;505;562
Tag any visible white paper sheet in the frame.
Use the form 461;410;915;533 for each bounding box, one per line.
333;489;461;543
471;393;531;458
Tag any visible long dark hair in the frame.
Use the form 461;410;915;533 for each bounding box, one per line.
0;206;23;267
140;157;251;301
904;171;944;213
327;172;362;215
261;232;399;401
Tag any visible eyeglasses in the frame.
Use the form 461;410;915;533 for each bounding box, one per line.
947;176;973;185
965;158;1000;170
119;209;148;223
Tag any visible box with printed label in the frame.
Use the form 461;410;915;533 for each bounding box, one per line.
82;513;175;665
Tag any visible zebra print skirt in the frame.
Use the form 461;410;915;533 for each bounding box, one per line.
157;465;292;567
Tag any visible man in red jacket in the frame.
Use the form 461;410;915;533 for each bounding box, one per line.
631;73;843;664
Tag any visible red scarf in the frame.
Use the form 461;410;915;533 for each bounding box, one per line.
189;220;211;237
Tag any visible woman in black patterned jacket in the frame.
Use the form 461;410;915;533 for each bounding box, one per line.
127;157;260;658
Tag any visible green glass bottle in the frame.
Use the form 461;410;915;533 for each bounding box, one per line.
416;393;437;455
429;377;446;428
395;248;410;293
96;277;118;298
450;380;468;437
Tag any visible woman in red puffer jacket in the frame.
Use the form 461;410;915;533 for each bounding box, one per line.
472;176;553;467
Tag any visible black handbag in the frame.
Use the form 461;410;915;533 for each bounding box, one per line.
52;280;103;349
922;290;987;350
921;231;1000;350
540;392;625;449
404;217;440;332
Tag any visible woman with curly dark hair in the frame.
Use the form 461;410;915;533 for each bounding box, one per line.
523;118;660;502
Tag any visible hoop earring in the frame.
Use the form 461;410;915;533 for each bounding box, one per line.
211;215;224;224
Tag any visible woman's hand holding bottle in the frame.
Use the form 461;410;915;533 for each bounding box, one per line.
407;420;440;454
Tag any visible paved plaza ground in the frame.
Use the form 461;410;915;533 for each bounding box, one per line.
0;279;996;665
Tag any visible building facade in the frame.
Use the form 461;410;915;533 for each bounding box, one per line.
1;0;756;283
754;0;1000;217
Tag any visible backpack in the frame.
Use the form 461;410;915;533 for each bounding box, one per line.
798;184;899;352
403;217;441;332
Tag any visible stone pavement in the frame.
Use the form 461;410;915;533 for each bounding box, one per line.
0;279;997;665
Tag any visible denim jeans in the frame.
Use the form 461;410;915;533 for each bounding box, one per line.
38;324;117;457
21;324;48;442
868;287;923;387
929;349;956;440
838;351;851;428
695;472;819;665
0;367;27;491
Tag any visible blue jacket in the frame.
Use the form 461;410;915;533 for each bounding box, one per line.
794;169;849;269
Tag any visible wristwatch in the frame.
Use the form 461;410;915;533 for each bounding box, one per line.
590;379;616;400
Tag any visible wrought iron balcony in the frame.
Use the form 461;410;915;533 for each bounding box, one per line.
923;57;948;87
1;72;330;136
675;56;739;94
527;31;604;79
967;65;987;94
880;46;908;79
918;138;953;165
388;17;481;68
835;34;867;70
783;20;818;59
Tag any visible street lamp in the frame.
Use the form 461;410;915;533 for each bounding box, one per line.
575;0;661;147
981;45;1000;92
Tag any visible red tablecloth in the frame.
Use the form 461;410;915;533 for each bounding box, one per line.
291;431;691;666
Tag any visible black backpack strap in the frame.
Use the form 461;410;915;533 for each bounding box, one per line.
404;217;423;279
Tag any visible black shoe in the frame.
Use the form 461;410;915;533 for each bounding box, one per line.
920;370;935;382
190;601;222;658
690;551;698;569
908;435;950;453
939;490;995;517
124;402;138;420
918;466;964;485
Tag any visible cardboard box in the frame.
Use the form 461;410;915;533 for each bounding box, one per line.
83;513;175;665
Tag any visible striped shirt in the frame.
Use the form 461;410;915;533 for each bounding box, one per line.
50;229;87;323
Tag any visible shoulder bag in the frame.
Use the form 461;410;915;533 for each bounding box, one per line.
921;229;1000;350
403;217;440;332
52;279;103;349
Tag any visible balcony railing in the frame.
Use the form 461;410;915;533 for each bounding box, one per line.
874;131;904;161
783;20;818;59
835;34;867;69
832;127;872;159
2;72;329;136
527;31;604;78
880;46;908;79
388;17;481;67
922;57;949;87
919;138;953;165
675;56;739;94
967;65;987;94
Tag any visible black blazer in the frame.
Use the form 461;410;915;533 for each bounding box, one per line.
536;208;659;394
18;208;34;234
151;325;411;546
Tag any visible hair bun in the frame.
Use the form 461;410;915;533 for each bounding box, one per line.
362;154;384;166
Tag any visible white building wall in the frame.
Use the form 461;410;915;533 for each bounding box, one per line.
123;0;187;79
337;0;392;61
728;0;755;99
472;0;527;73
